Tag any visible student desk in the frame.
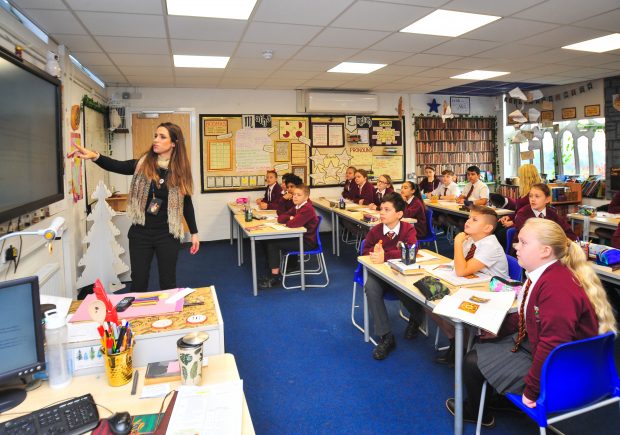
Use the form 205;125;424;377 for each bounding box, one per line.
311;198;338;255
425;199;514;218
358;251;492;435
0;353;255;434
568;212;620;240
233;214;306;296
228;202;246;244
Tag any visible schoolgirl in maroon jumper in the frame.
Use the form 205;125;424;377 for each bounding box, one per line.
341;166;357;200
369;174;394;209
351;169;375;205
400;181;428;239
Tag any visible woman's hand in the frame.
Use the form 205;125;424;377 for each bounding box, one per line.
67;142;98;160
522;394;536;408
189;234;200;255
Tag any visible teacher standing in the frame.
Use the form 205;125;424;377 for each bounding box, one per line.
69;122;199;291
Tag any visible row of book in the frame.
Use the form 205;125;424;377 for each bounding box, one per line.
581;176;606;198
415;117;496;130
416;152;494;164
415;130;494;141
416;142;495;153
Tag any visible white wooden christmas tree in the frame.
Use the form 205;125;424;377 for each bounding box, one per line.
76;181;129;292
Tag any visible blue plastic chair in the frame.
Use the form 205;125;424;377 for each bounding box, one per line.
281;215;329;289
506;254;523;281
505;227;516;254
476;332;620;435
417;208;438;253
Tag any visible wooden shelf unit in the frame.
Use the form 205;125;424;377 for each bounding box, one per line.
414;116;497;182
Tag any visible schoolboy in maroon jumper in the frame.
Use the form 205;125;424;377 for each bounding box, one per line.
257;169;283;210
445;219;616;428
513;183;577;242
363;192;425;360
369;174;394;209
275;174;303;216
341;166;356;200
259;185;319;288
400;181;428;239
352;169;375;205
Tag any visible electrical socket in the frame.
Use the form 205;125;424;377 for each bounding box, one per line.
3;246;17;264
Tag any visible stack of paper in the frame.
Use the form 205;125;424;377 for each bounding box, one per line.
423;263;492;286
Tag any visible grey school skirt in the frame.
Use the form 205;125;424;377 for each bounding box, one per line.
474;334;533;395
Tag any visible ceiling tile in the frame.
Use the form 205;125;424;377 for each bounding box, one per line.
369;33;449;53
424;38;500;56
464;18;558;43
223;69;274;79
574;8;620;32
97;74;128;84
302;77;352;88
13;1;66;10
557;53;620;67
513;0;620;24
22;9;86;34
167;16;247;41
280;59;336;71
234;43;302;59
347;50;411;64
391;75;438;85
51;34;100;52
499;72;541;82
416;67;471;78
125;75;175;86
557;67;617;78
170;40;237;56
226;58;286;71
331;1;433;31
526;75;578;84
372;0;449;6
476;43;548;60
243;22;322;45
310;28;390;49
174;68;225;78
75;12;166;37
525;48;585;63
520;64;580;75
66;0;163;14
443;56;498;69
70;51;112;66
372;64;429;76
118;66;174;76
396;53;461;66
109;53;172;67
518;26;609;48
254;0;355;25
89;65;122;75
442;0;546;16
599;61;620;70
258;78;309;88
268;70;320;80
293;46;359;61
95;36;169;54
175;77;221;87
218;77;265;88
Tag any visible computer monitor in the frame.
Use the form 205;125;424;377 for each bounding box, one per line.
0;276;46;413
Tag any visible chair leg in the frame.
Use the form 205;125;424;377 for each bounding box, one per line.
546;426;564;435
434;328;449;351
476;381;488;435
351;282;365;334
434;240;438;253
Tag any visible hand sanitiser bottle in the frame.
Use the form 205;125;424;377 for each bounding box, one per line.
44;310;72;389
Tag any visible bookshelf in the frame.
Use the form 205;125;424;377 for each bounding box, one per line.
414;116;497;182
497;182;581;217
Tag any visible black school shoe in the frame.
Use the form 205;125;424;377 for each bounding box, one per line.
445;398;495;428
258;275;281;288
372;333;396;360
404;317;420;340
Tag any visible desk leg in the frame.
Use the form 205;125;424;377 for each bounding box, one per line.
331;211;336;255
230;210;234;245
300;234;305;291
454;321;464;435
335;214;341;257
571;218;575;231
251;238;257;297
237;223;241;267
363;267;370;343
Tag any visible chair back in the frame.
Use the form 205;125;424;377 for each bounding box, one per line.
314;215;323;252
505;227;516;254
418;208;436;242
506;254;522;281
353;239;366;285
539;332;620;415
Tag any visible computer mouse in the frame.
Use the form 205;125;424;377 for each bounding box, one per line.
107;412;132;435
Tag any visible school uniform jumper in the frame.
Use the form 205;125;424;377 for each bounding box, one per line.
94;155;198;292
265;200;319;269
513;206;578;241
505;195;530;212
274;195;294;216
403;196;428;239
342;179;355;200
419;178;441;194
372;186;395;207
363;222;424;337
263;183;283;210
352;182;375;205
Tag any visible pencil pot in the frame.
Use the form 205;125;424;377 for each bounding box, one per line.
103;348;133;387
400;243;416;265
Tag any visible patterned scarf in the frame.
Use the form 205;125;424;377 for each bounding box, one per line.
127;157;184;239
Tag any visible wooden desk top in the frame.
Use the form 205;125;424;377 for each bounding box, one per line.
234;214;306;236
567;213;620;230
0;354;254;434
425;199;514;217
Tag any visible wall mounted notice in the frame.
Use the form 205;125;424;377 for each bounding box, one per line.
235;128;272;172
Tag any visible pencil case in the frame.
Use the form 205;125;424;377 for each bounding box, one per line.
489;276;523;297
596;248;620;267
236;197;249;204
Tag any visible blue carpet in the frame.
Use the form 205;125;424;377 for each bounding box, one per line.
147;232;620;434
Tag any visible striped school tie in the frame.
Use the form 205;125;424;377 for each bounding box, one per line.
464;244;476;261
512;279;533;352
444;187;448;196
538;213;545;219
386;231;395;240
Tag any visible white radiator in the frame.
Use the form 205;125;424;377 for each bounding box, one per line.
36;263;63;297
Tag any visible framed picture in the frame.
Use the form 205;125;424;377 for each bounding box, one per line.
584;104;601;117
540;110;554;122
292;166;307;184
561;107;577;120
450;96;470;115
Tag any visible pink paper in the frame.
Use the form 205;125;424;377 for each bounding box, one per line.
69;289;184;322
167;361;180;373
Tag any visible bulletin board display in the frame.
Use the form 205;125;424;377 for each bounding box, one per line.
200;114;405;192
309;115;404;187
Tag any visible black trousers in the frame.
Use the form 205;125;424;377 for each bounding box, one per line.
265;239;313;270
128;225;180;291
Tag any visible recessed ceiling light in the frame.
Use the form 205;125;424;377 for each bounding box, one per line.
173;55;229;68
451;70;509;80
328;62;386;74
400;10;500;37
167;0;257;20
562;33;620;53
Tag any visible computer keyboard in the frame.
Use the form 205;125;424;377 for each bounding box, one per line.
0;393;100;435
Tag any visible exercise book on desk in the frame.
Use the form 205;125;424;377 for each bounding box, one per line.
69;289;185;322
422;263;493;286
432;288;516;334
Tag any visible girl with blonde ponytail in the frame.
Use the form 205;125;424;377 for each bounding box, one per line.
446;218;616;428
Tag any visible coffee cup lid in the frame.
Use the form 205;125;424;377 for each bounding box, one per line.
180;331;209;346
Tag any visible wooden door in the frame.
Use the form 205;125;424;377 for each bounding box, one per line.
131;113;191;161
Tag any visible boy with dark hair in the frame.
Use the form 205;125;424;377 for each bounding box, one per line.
275;174;303;215
363;192;424;360
257;169;283;210
457;166;489;206
431;169;461;200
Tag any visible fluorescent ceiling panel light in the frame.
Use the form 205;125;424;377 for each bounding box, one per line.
328;62;386;74
167;0;257;20
562;33;620;53
400;10;500;37
451;70;509;80
173;55;229;68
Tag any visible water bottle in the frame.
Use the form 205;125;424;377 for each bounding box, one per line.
339;197;345;209
245;207;253;222
44;310;72;389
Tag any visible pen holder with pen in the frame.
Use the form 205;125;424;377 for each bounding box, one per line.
103;347;133;387
399;242;416;265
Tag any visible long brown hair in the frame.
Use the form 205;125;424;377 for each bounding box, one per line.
139;122;193;196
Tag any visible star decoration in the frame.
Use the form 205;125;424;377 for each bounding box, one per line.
309;168;327;185
332;147;352;167
310;150;328;167
427;98;440;113
322;160;340;183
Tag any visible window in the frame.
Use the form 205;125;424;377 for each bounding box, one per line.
577;135;590;178
542;132;555;179
561;131;576;175
592;129;606;175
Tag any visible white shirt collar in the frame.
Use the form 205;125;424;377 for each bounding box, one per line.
405;196;413;204
268;184;275;191
531;206;546;217
295;200;307;210
383;222;401;236
377;188;386;195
